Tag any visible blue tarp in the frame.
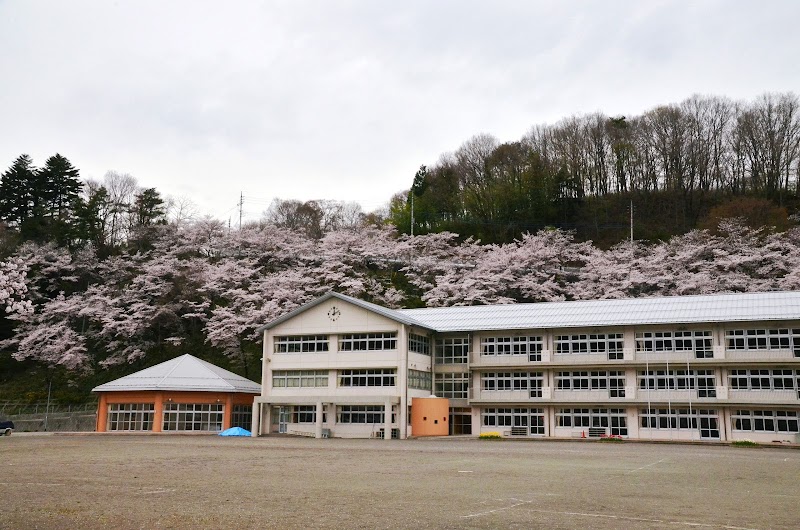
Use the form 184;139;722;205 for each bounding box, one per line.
218;427;251;437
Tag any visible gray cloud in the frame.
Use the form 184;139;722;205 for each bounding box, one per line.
1;0;798;220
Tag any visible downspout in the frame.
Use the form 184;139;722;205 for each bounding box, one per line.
401;324;409;439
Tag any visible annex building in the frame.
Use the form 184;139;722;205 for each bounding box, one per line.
253;291;800;443
93;354;260;433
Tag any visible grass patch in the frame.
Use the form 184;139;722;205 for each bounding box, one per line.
598;436;624;442
731;440;759;448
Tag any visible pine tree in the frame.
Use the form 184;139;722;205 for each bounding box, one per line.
0;154;37;228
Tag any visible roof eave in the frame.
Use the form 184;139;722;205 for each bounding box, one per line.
256;291;434;333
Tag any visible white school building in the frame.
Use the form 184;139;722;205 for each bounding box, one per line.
252;291;800;443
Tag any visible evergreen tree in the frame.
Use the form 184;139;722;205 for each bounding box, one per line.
40;154;82;220
131;188;166;227
0;154;37;228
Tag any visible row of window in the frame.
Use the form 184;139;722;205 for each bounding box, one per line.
555;371;626;396
635;331;713;358
274;333;398;353
728;369;800;391
273;328;800;360
555;334;624;358
480;408;798;435
271;368;800;394
555;408;629;435
482;408;545;434
107;403;251;432
481;336;543;361
435;373;470;399
638;369;717;395
639;408;720;438
726;329;800;353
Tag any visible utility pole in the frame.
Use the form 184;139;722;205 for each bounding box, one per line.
410;193;414;237
239;192;243;230
44;379;52;432
629;199;634;243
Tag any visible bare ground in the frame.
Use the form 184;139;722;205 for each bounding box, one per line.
1;434;798;529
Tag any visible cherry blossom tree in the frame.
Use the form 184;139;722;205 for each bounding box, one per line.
0;258;32;316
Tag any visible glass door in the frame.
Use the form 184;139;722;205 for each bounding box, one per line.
278;406;290;434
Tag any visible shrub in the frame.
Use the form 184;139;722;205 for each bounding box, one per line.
731;440;758;448
479;431;502;440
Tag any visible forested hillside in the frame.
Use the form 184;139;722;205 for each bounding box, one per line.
389;93;800;245
3;218;800;402
2;91;800;403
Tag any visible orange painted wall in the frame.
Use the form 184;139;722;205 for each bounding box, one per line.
410;397;450;437
95;390;258;432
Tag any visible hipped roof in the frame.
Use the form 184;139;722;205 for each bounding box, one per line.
92;354;261;394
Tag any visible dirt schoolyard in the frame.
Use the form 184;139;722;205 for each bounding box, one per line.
1;434;798;529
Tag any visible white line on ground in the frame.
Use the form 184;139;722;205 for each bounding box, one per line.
523;508;758;530
463;502;759;530
0;482;65;487
626;458;667;473
140;488;176;495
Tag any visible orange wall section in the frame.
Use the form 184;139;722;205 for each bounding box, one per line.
95;390;258;432
410;397;450;437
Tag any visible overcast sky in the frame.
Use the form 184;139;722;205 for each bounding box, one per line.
1;1;798;222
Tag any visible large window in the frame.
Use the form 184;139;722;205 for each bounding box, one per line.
481;336;544;362
481;372;544;397
231;404;252;430
449;407;472;435
435;373;469;399
272;370;329;388
639;408;720;438
274;335;329;353
337;405;395;424
728;369;798;391
107;403;154;431
408;369;432;391
338;369;396;387
435;337;470;364
290;405;325;424
409;333;431;356
482;408;545;435
556;371;626;397
638;369;717;397
556;408;628;436
555;333;624;359
726;329;800;356
162;403;223;431
635;330;713;358
732;410;800;433
339;333;397;351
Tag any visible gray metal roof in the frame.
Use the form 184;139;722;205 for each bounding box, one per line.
397;291;800;332
92;354;261;393
258;291;431;332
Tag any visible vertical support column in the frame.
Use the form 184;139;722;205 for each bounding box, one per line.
153;392;163;432
398;325;409;439
96;393;108;432
223;394;233;430
251;401;260;437
315;401;324;438
384;399;392;441
720;408;730;442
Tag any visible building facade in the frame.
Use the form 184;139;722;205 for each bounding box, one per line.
93;354;260;433
253;292;800;443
